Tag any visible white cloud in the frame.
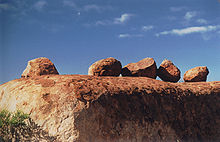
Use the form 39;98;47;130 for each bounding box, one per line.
184;11;196;20
114;13;133;24
197;19;208;24
156;25;220;36
142;25;154;31
34;0;47;11
118;34;143;38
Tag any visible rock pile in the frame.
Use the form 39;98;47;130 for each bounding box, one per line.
88;57;209;82
21;57;210;83
0;57;218;141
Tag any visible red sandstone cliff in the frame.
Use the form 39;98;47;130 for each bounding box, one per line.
0;75;219;141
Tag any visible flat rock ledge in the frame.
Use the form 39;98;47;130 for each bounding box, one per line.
0;75;219;142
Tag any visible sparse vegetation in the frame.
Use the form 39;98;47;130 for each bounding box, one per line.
0;110;29;141
0;109;56;141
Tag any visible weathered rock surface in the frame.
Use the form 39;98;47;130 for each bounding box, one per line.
88;57;122;76
21;57;59;78
121;58;157;78
157;59;181;83
184;66;209;82
0;75;219;142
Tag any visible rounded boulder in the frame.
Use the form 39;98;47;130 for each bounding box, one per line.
183;66;209;82
21;57;59;78
157;59;181;83
121;58;157;79
88;57;122;76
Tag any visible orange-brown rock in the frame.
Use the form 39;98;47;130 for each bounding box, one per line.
1;75;219;141
21;57;59;78
121;57;157;78
157;59;181;82
184;66;209;82
88;57;122;76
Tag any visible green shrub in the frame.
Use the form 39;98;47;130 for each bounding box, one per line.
0;110;29;127
0;109;56;141
0;109;29;141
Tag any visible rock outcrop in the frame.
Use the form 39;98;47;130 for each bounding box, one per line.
157;59;181;83
88;57;122;76
184;66;209;82
121;58;157;78
0;75;219;142
21;57;59;78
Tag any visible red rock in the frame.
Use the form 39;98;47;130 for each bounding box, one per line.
121;57;157;78
183;66;209;82
88;57;122;76
21;57;59;78
0;75;219;141
157;59;181;83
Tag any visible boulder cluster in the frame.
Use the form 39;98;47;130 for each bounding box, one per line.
88;57;209;82
21;57;209;82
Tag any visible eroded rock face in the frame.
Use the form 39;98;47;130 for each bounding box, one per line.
88;57;122;76
157;59;181;83
0;75;219;142
121;58;157;78
184;66;209;82
21;57;59;78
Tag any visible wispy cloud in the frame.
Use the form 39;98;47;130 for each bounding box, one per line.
88;13;134;26
170;6;186;12
114;13;133;24
118;33;143;38
83;4;112;12
142;25;154;31
63;1;112;13
94;20;112;26
34;0;47;11
184;11;197;20
83;4;101;12
0;3;11;11
197;18;208;24
156;25;220;36
63;0;76;8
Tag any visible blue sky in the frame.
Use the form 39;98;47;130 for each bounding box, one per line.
0;0;220;84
